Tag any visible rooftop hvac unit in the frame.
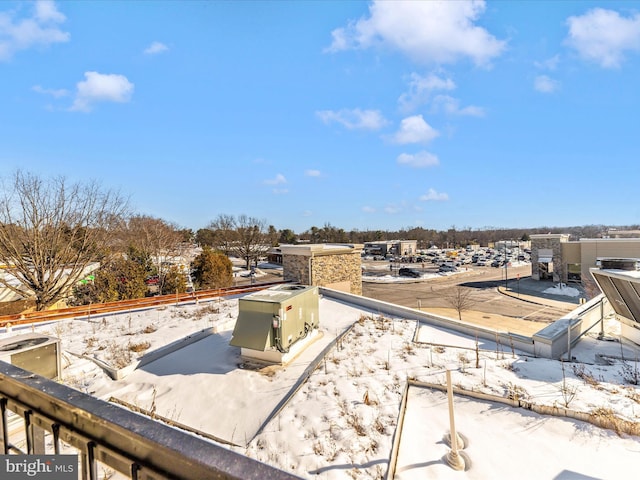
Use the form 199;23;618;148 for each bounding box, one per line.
230;285;319;361
0;333;62;380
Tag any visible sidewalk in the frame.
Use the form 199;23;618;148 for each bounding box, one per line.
497;286;581;310
418;306;548;337
419;278;584;337
499;277;585;308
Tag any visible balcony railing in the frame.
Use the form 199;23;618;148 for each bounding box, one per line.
0;361;300;480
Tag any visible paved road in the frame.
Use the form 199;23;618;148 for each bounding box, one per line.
362;263;578;324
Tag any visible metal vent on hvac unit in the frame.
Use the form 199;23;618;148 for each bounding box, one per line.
0;333;61;380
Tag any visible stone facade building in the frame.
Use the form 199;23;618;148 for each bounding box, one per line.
530;234;570;282
280;244;363;295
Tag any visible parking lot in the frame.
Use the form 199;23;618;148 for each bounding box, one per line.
362;260;581;325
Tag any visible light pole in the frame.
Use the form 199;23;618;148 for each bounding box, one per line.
504;239;510;291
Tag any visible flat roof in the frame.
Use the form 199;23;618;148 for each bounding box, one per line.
241;284;317;303
279;243;363;256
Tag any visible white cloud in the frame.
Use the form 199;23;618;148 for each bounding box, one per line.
305;169;321;177
397;151;439;168
144;41;168;55
302;210;313;217
272;188;288;195
420;188;449;201
431;95;485;116
390;115;439;144
534;54;561;71
565;8;640;68
32;84;68;98
35;0;66;23
534;75;560;93
0;0;69;61
70;72;134;112
316;108;388;130
326;0;506;67
264;173;287;185
398;72;456;111
362;206;376;213
384;205;402;214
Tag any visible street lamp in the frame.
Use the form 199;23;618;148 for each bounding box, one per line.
504;239;510;291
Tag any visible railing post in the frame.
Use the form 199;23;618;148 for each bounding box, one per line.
0;397;8;454
24;410;33;454
86;441;98;480
52;423;61;454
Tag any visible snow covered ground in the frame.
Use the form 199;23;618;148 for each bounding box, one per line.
2;287;639;479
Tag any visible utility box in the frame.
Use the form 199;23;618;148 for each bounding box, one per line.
230;284;319;362
0;333;62;380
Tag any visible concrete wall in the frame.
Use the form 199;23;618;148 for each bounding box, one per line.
532;294;611;359
320;287;538;356
321;287;611;360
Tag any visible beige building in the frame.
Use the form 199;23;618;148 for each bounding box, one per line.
531;234;640;285
280;244;363;295
363;240;417;256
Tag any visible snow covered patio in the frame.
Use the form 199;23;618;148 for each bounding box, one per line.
393;385;636;479
98;297;365;447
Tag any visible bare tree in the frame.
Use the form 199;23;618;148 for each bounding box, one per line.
207;214;270;269
121;215;186;291
207;214;238;256
0;171;127;310
233;215;270;269
443;286;477;321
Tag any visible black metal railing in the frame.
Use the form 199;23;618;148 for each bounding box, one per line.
0;361;300;480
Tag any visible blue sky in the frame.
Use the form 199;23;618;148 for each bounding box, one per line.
2;1;640;233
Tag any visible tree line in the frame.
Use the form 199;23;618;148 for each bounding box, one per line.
1;171;636;312
0;172;233;312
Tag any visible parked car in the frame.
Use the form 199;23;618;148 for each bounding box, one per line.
399;268;421;278
439;265;457;273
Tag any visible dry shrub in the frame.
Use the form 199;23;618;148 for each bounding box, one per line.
626;388;640;404
375;315;390;331
106;341;132;369
572;364;601;388
128;341;151;353
374;417;386;434
192;303;220;320
505;382;528;401
402;342;415;356
142;324;158;334
363;390;376;406
589;407;635;436
346;412;367;436
620;361;640;385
